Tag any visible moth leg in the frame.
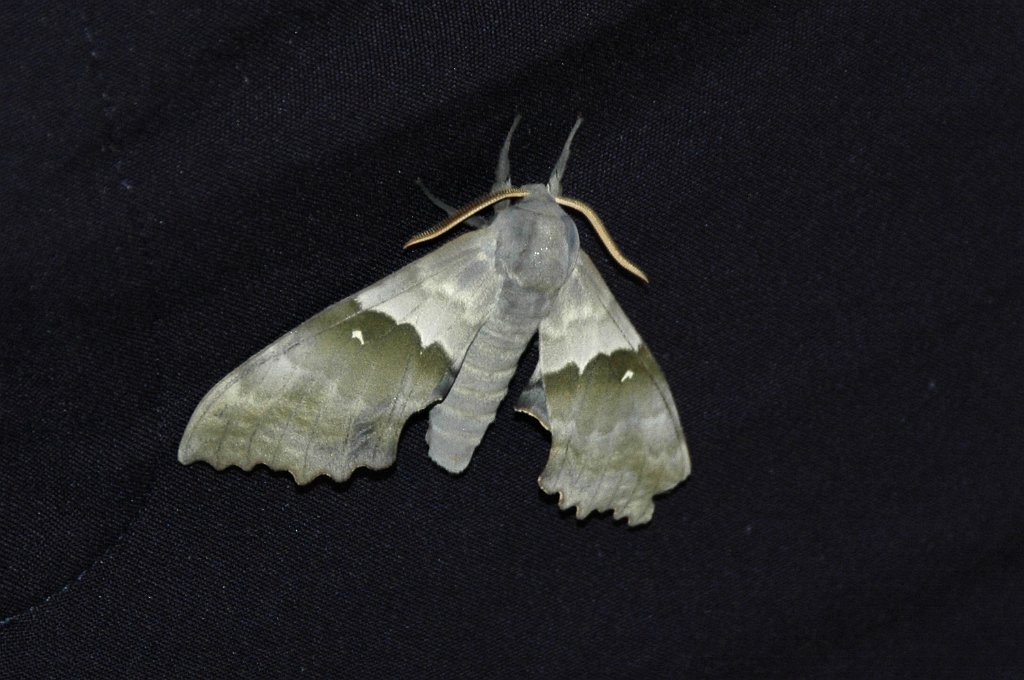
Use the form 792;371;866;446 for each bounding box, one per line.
491;114;521;193
415;178;486;228
547;116;583;197
414;114;523;230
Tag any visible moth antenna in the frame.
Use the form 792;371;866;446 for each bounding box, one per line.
555;196;650;283
493;114;522;191
547;116;583;197
404;188;529;248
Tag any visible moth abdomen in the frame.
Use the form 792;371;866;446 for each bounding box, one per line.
425;300;542;474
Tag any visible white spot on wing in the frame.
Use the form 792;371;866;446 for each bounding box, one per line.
620;369;634;383
356;249;493;355
351;329;364;345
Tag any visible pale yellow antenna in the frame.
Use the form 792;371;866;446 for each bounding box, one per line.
555;196;649;283
404;187;649;283
403;188;528;248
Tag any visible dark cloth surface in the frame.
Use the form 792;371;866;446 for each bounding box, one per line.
2;2;1021;677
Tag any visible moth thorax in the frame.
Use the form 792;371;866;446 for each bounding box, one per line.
494;205;579;294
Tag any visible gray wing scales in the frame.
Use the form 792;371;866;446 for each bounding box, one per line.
179;228;499;484
517;253;690;525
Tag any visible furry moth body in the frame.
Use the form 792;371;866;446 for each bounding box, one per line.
179;119;691;525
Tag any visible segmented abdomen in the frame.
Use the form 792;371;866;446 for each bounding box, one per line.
426;286;550;473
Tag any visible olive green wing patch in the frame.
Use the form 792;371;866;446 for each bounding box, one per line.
518;253;690;525
179;228;499;484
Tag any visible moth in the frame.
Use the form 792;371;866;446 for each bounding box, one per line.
179;118;691;525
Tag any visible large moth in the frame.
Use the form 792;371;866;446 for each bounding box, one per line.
179;118;691;525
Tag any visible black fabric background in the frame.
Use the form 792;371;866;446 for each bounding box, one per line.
1;2;1021;677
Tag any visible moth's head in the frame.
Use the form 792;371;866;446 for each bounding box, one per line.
403;118;650;283
513;183;566;218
